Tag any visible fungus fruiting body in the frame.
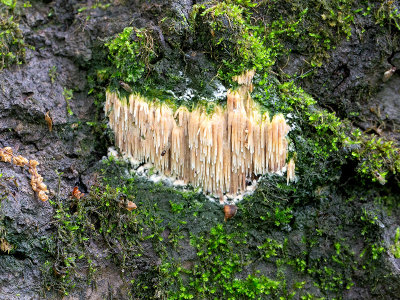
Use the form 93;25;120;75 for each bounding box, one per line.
105;71;293;198
126;201;137;211
287;158;296;185
0;147;49;201
224;204;237;221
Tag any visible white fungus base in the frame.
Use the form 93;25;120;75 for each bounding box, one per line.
105;147;261;205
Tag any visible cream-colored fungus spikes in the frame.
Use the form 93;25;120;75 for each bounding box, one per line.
105;71;292;197
233;69;255;91
287;158;296;185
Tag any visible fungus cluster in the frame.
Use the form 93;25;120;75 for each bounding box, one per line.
105;71;294;197
287;158;295;185
0;147;49;201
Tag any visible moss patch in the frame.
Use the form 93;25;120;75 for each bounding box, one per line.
0;0;32;70
40;155;398;298
0;15;26;70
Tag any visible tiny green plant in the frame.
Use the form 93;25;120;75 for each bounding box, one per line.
169;200;184;214
390;227;400;259
1;0;17;9
48;65;57;84
62;88;74;116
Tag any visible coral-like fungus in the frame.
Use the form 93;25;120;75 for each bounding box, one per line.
287;158;295;185
0;147;49;201
105;71;293;197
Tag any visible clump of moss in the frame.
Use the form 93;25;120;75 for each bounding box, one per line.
0;15;26;70
191;1;275;82
41;152;398;298
191;0;360;79
390;227;400;258
41;175;146;295
273;80;400;185
351;133;400;184
254;0;361;68
102;0;363;99
105;27;156;86
104;24;221;104
161;224;290;299
375;1;400;30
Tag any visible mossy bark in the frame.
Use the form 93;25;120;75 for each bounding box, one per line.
0;1;400;299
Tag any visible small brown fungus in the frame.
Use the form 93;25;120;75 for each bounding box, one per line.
45;111;53;132
1;147;13;163
13;155;28;167
72;186;84;199
126;201;137;211
223;204;237;221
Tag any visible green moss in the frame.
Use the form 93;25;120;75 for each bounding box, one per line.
0;0;34;70
41;157;212;296
305;240;356;293
62;88;74;116
390;227;400;258
0;0;17;10
41;155;397;298
351;134;400;184
0;15;26;70
105;27;156;86
306;105;400;184
103;0;400;99
257;0;361;67
42;176;151;294
42;158;296;298
261;77;400;185
191;1;276;82
174;224;281;299
190;0;361;78
375;1;400;30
